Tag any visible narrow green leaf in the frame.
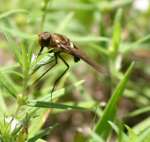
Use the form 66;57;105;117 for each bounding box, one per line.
93;62;134;140
108;121;129;142
89;131;104;142
109;8;122;57
97;0;132;11
137;127;150;142
0;25;36;39
108;121;119;134
121;34;150;52
0;64;23;78
89;43;109;57
21;43;31;78
0;70;17;98
133;117;150;134
48;1;132;12
35;80;84;102
127;106;150;117
125;125;138;142
5;70;23;78
28;40;36;65
133;34;150;45
27;101;87;111
3;32;22;66
56;12;74;32
0;90;7;113
0;9;28;20
72;36;110;43
36;139;47;142
28;125;58;142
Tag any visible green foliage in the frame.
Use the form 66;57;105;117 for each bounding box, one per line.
0;0;149;141
93;62;134;140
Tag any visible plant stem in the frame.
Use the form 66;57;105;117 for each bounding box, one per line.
40;0;51;30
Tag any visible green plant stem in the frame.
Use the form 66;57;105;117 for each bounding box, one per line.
23;72;29;96
40;0;51;30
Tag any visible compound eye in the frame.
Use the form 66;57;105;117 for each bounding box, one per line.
39;32;51;47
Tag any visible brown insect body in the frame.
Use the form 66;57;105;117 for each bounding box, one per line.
38;32;106;74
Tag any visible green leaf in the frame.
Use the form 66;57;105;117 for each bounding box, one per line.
3;32;22;66
0;9;28;20
125;125;138;142
36;139;47;142
89;131;104;142
133;117;150;135
108;121;129;142
71;36;110;43
0;91;7;114
92;62;134;140
89;43;109;57
121;34;150;52
28;125;58;142
127;106;150;117
0;70;17;98
28;40;36;65
0;25;36;40
56;12;74;33
109;8;122;58
27;101;87;111
21;43;30;75
137;127;150;142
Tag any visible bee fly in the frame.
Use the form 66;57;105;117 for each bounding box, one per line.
33;32;106;99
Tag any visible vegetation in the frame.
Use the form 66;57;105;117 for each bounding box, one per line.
0;0;149;142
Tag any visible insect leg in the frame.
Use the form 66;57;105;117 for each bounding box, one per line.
50;54;69;100
31;57;55;75
32;54;58;86
37;46;44;57
32;49;55;75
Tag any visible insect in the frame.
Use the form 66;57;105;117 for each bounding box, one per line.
33;32;106;99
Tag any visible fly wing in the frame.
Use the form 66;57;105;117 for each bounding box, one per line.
51;33;72;52
51;33;107;74
68;44;107;75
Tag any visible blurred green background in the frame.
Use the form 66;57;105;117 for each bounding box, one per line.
0;0;149;142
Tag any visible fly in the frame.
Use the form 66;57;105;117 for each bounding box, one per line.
33;32;107;99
